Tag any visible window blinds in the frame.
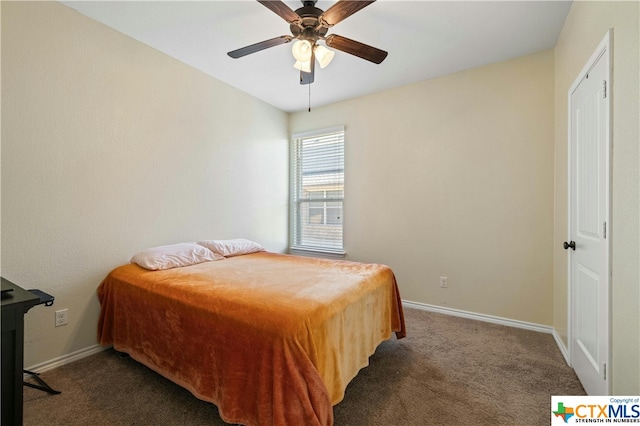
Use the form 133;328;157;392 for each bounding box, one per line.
292;127;345;253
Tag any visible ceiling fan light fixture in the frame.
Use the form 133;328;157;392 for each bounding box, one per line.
293;60;312;73
291;40;313;62
314;45;335;68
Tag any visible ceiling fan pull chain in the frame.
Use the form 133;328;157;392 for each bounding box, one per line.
308;83;311;112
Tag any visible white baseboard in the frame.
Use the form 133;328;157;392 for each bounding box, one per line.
552;329;571;365
25;303;572;375
24;344;110;375
402;300;555;335
402;300;574;363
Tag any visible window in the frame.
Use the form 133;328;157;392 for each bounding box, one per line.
291;126;344;254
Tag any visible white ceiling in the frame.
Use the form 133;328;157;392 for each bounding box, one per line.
60;0;572;113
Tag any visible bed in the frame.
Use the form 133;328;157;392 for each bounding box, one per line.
97;248;406;426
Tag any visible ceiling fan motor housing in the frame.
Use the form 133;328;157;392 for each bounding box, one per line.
290;4;328;41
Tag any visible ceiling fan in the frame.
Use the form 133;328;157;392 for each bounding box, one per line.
227;0;388;85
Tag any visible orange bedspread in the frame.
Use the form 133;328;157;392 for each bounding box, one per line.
97;252;405;425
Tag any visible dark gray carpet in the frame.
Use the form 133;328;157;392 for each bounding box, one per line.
24;307;585;425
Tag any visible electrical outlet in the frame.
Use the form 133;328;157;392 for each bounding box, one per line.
55;309;68;327
439;277;448;288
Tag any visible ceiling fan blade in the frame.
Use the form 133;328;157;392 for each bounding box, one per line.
320;0;376;27
300;50;315;85
228;35;293;59
325;34;387;64
257;0;302;24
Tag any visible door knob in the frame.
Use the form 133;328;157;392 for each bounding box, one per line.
563;241;576;250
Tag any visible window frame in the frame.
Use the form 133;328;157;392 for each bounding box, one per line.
289;126;346;257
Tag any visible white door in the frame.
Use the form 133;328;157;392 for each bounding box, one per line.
567;31;611;396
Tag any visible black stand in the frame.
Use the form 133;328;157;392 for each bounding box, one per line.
23;370;61;394
26;289;55;308
22;289;61;395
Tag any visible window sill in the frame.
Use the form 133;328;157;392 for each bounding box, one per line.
289;247;346;259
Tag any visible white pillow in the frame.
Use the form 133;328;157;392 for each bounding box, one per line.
130;243;224;271
197;238;265;257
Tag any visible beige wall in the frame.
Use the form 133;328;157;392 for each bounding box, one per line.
1;2;289;367
553;1;639;394
291;50;556;326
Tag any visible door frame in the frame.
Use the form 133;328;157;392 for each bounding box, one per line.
566;29;612;394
